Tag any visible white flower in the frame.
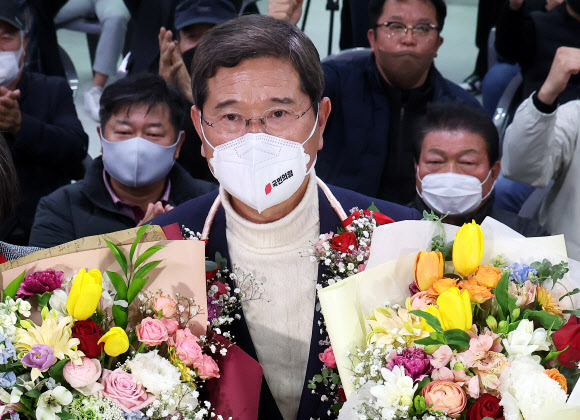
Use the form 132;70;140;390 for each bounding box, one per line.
369;366;417;409
36;386;73;420
126;350;181;395
48;290;69;320
499;357;567;420
502;319;550;360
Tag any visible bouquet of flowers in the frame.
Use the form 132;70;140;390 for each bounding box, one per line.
0;225;254;420
318;218;580;420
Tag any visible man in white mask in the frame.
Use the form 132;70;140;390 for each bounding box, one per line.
151;15;420;419
0;1;88;246
29;74;215;248
412;103;545;237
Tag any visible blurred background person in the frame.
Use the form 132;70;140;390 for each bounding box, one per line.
0;2;88;246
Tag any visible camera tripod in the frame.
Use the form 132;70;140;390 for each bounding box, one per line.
301;0;340;56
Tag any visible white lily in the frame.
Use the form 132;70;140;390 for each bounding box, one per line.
36;386;73;420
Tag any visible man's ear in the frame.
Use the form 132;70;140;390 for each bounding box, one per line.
316;97;332;151
173;130;185;160
434;35;444;58
97;126;103;155
491;160;501;182
191;105;202;139
367;28;377;54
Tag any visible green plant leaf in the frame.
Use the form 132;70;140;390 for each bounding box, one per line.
57;412;75;420
415;336;444;346
133;260;163;284
444;329;471;350
127;276;151;304
37;292;52;308
367;202;380;213
105;239;128;276
559;288;580;301
106;271;127;300
494;272;516;320
523;309;564;330
48;358;69;385
410;310;443;333
563;308;580;316
113;304;128;330
25;389;41;398
3;270;25;302
215;252;228;270
130;224;150;263
134;245;165;270
205;260;218;272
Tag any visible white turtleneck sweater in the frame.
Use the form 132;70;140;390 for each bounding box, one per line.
220;174;320;420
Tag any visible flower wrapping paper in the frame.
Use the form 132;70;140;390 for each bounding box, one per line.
318;218;580;398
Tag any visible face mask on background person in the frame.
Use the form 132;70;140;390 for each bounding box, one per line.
0;32;24;87
201;113;319;214
101;134;179;187
416;169;494;215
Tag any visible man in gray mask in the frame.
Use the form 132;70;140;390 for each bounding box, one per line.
411;103;545;237
28;74;215;248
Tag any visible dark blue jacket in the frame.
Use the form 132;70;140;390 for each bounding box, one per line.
317;50;482;199
151;183;421;419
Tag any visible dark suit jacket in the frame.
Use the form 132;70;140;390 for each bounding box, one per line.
151;183;421;418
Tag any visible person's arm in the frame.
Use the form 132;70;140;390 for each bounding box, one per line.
29;193;76;248
502;48;580;187
11;77;88;179
495;0;536;68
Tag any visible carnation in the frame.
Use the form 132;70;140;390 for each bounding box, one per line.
498;357;567;420
126;350;181;395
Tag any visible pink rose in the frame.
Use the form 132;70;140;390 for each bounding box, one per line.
319;347;337;369
136;318;168;346
422;380;467;418
408;291;437;311
100;368;156;413
159;317;179;336
63;357;103;395
194;354;220;379
431;345;453;369
173;329;203;365
153;295;177;318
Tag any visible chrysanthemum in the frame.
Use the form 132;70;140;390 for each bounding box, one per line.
366;306;429;348
127;350;182;395
537;286;563;317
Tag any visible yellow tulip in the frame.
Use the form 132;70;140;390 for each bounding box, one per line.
98;327;129;357
452;220;484;276
421;287;473;332
414;251;444;291
66;268;103;321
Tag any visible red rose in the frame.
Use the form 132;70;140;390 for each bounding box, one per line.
466;394;504;420
71;320;104;358
206;268;219;281
330;232;358;253
208;280;228;298
337;386;347;402
341;210;394;228
553;315;580;368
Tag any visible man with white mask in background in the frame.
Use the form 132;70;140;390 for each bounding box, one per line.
29;74;215;248
151;15;420;419
411;103;545;237
0;0;88;246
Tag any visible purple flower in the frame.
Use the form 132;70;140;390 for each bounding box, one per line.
409;282;420;296
386;347;433;382
207;295;222;324
16;269;64;298
21;344;56;371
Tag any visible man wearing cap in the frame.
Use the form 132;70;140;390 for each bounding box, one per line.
0;0;88;246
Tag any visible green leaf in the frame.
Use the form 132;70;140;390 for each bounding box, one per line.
415;376;431;395
563;308;580;316
494;272;516;320
313;374;323;383
106;271;127;300
133;260;163;284
3;270;25;302
331;373;341;384
57;412;75;420
25;389;41;398
444;329;471;350
127;276;150;304
559;288;580;301
523;309;564;330
105;239;128;277
215;252;228;270
410;310;443;333
134;245;165;270
205;260;218;272
415;336;444;346
130;224;150;263
331;403;344;413
49;358;69;385
482;418;495;420
367;202;380;213
37;292;52;308
113;304;128;330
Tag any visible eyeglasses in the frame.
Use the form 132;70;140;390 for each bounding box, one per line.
201;103;315;140
376;21;439;40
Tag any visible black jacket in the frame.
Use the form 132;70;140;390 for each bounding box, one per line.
317;50;482;202
29;156;216;248
151;184;421;419
0;71;88;245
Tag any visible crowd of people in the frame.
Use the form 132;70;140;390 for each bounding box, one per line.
0;0;579;417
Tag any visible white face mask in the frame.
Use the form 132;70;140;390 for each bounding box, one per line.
0;32;24;87
416;169;494;216
201;113;319;214
101;134;179;187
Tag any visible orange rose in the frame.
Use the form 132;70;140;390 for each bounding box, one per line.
422;380;467;418
458;278;494;303
415;251;444;291
544;369;568;392
428;277;458;297
472;265;503;288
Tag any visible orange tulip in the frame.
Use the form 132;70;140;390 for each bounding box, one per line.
472;265;502;288
415;251;444;291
